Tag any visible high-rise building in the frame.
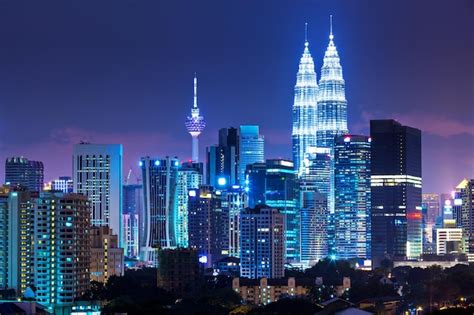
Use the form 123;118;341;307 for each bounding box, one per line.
436;228;464;255
240;207;285;279
334;135;371;260
176;163;203;248
246;159;299;262
422;193;440;253
316;17;348;149
291;24;318;177
456;179;474;262
238;125;264;185
220;185;248;258
185;74;206;163
5;157;44;192
0;187;36;296
51;176;73;193
140;157;179;265
370;120;422;266
90;226;124;283
122;184;142;257
300;191;328;266
187;185;225;267
34;192;91;307
206;127;239;187
72;143;123;246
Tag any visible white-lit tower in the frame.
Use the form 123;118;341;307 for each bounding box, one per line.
185;74;206;162
292;23;318;177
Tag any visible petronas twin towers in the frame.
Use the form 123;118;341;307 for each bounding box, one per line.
292;17;348;176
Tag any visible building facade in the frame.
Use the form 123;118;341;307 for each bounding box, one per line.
90;226;124;283
334;135;371;260
5;157;44;192
140;157;179;265
240;207;285;279
122;184;142;257
72;143;123;246
238;125;264;185
51;176;73;193
207;127;239;187
456;179;474;262
34;192;91;307
291;31;318;177
187;185;225;267
370;120;422;266
220;186;248;258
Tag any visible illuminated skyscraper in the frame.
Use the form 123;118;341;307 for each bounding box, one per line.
122;184;142;257
334;135;371;260
185;74;206;163
238;125;264;185
455;179;474;262
207;127;239;187
291;24;318;177
370;120;422;266
73;143;123;246
140;157;179;265
316;16;348;149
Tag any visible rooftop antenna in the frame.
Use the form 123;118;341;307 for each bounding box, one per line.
329;15;334;40
193;72;197;108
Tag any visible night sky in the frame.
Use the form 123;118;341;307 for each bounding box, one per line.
0;0;472;193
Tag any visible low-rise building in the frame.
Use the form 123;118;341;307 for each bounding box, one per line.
232;277;309;305
90;226;124;283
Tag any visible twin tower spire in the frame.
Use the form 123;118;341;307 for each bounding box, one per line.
292;16;348;176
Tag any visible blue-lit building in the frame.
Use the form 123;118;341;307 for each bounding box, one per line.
291;26;318;177
188;185;226;268
220;185;248;258
300;190;328;266
207;127;239;187
238;125;264;186
370;120;422;266
34;192;91;308
5;157;44;192
240;207;285;279
140;156;179;265
246;159;299;263
0;187;35;296
316;18;348;149
176;162;203;248
334;135;371;260
51;176;73;193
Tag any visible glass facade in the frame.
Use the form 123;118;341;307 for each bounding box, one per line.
334;135;371;260
370;120;422;266
238;125;264;186
5;157;44;192
122;184;142;257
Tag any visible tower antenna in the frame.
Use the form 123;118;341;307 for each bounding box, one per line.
304;22;308;43
193;72;197;108
330;15;333;39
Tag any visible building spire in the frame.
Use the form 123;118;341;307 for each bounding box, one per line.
193;72;198;108
304;22;309;47
329;15;334;40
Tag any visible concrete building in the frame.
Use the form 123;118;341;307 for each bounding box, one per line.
90;226;124;283
436;228;464;255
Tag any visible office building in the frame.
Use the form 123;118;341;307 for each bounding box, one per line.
207;127;239;187
122;184;142;257
246;159;299;262
90;226;124;283
291;25;318;177
34;192;91;307
187;185;225;267
240;207;285;279
176;163;203;248
72;143;123;246
0;187;36;296
238;125;264;185
370;120;422;266
185;74;206;162
140;157;179;265
5;157;44;192
436;228;464;255
220;185;248;258
51;176;73;193
422;193;441;253
334;135;371;260
456;179;474;262
300;191;328;266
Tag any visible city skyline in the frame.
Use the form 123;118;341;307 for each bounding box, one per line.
0;1;472;194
